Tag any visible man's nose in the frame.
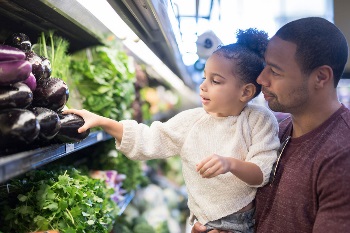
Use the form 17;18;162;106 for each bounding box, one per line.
257;68;268;86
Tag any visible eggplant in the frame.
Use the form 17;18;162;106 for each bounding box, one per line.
32;77;69;112
0;60;32;86
40;56;52;79
0;108;40;148
0;44;26;61
4;33;32;52
30;107;61;140
22;72;37;91
55;113;90;143
25;51;44;80
0;82;33;109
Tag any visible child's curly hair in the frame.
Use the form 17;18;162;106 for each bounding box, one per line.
214;28;269;98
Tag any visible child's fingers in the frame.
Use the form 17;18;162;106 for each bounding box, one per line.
196;156;212;171
62;109;79;115
78;126;87;133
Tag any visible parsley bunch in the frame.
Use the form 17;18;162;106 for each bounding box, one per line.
0;167;119;233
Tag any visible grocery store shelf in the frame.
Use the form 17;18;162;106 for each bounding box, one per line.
118;190;135;215
0;0;110;52
107;0;195;89
0;131;112;184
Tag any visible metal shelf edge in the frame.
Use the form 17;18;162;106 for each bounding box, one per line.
0;131;112;184
118;190;135;216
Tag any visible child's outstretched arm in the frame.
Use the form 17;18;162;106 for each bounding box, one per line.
196;155;263;186
62;109;124;142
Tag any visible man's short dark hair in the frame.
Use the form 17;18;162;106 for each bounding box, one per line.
275;17;348;87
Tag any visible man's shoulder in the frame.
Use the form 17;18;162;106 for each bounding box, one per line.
340;106;350;128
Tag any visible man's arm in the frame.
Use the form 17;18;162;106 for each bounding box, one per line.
313;149;350;232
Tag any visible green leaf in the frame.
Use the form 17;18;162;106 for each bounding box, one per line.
87;219;95;225
17;194;27;202
43;201;58;211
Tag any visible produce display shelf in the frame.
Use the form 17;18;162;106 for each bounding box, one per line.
0;131;112;184
118;190;135;215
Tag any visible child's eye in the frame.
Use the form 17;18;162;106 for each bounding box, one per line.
212;80;220;84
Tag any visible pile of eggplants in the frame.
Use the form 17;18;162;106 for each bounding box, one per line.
0;33;89;153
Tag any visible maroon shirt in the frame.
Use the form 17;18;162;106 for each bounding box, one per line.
255;105;350;233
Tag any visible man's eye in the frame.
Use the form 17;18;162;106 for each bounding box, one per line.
271;68;279;76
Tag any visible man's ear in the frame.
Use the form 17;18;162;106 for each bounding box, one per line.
314;65;333;89
241;83;256;102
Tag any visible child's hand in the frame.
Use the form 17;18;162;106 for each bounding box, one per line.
196;154;232;178
62;109;101;133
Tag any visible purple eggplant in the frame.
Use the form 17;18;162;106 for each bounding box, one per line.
0;82;33;109
32;77;69;112
30;107;61;140
55;113;90;143
25;51;44;80
22;72;37;91
0;44;26;61
0;60;32;86
4;33;32;52
0;108;40;148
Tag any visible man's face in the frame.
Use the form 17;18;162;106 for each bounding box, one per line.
257;36;310;114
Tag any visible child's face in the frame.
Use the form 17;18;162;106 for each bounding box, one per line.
200;53;246;117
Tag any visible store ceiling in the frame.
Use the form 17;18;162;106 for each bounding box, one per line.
172;0;334;69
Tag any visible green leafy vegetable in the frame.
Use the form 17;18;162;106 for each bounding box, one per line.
70;46;135;121
86;140;148;192
0;167;119;233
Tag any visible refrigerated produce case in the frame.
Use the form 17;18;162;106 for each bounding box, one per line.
0;0;195;182
0;1;195;232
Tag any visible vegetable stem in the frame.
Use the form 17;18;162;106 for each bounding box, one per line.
41;32;48;58
50;31;55;71
66;208;75;224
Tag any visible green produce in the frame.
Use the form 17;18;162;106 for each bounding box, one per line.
34;31;70;82
0;167;119;233
132;217;155;233
87;140;147;192
70;46;135;121
34;31;80;109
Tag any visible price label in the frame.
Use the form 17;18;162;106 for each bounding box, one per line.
66;143;74;153
97;132;103;141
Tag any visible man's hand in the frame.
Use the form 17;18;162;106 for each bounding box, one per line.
191;222;232;233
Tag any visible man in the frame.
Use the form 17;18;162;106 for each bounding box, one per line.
192;17;350;233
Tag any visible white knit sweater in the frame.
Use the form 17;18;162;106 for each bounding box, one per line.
116;104;280;224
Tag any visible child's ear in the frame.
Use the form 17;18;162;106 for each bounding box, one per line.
241;83;256;102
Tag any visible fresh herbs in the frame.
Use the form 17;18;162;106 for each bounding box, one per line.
70;46;135;121
0;167;119;233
